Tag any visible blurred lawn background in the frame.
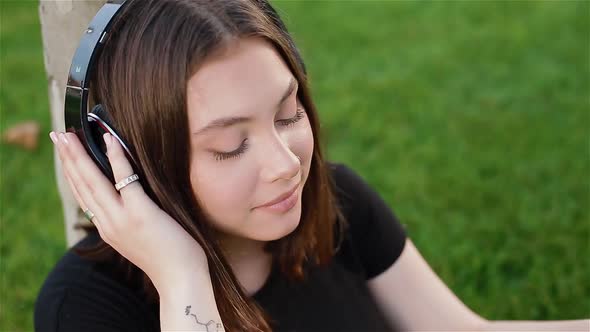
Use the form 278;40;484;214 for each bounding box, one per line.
1;0;589;331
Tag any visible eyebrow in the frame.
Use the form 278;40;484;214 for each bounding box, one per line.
193;77;298;137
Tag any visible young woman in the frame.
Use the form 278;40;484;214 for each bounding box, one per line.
35;1;589;331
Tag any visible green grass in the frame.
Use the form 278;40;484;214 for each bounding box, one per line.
1;0;588;330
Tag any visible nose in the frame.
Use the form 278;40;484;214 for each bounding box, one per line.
260;135;301;183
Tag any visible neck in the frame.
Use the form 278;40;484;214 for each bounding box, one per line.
217;231;265;258
216;231;273;296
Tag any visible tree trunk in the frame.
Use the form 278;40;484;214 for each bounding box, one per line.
38;0;106;248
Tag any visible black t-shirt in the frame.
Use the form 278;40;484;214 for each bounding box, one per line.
34;162;408;332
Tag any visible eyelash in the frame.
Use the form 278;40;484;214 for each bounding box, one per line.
213;107;305;162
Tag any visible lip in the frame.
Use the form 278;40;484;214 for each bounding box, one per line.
256;183;299;209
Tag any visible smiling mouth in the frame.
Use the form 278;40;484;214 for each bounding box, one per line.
256;183;299;209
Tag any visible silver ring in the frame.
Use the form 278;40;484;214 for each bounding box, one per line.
83;209;95;221
115;173;139;191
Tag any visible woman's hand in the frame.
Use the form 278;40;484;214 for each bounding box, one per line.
50;131;207;290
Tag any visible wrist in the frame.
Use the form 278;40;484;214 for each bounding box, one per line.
152;260;210;295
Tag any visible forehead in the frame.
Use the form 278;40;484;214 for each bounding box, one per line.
186;37;293;135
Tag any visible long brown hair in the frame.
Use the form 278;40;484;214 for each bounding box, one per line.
74;0;348;331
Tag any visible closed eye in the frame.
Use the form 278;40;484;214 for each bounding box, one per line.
212;105;306;162
276;106;305;128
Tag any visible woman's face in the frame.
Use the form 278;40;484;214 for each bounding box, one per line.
187;37;314;244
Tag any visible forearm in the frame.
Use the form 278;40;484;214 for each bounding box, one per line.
155;266;226;332
480;318;590;331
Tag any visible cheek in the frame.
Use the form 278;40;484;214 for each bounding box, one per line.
297;116;314;168
189;162;256;224
303;118;314;158
285;115;314;187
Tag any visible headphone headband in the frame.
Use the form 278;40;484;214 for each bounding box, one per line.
64;0;130;183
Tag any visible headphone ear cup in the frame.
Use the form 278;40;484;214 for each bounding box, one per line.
86;104;115;181
88;104;109;154
90;104;115;127
87;103;140;180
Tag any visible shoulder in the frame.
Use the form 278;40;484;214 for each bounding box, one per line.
34;233;158;331
326;161;388;220
326;161;408;280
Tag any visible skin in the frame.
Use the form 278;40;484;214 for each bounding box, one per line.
187;36;314;293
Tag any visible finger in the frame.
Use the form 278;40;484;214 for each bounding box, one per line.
52;132;87;211
56;132;122;234
59;132;123;210
102;132;145;202
58;139;112;239
63;165;88;211
52;131;108;238
61;159;111;240
62;165;109;237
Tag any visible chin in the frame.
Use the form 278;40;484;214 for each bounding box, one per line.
250;207;302;242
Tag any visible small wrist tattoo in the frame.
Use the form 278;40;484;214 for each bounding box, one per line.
185;305;225;332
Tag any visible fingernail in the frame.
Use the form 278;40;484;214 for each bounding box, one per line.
58;132;68;144
103;133;112;149
49;132;57;144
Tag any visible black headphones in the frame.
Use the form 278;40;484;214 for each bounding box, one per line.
64;0;133;184
64;0;306;184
